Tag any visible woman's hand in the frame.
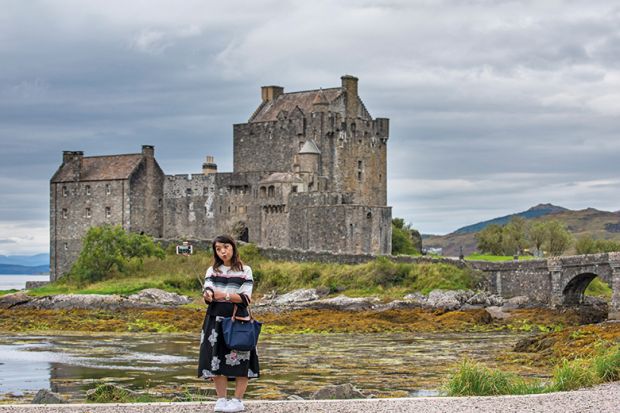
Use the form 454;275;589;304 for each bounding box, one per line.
203;290;214;303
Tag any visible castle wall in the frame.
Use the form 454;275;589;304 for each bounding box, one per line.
129;158;165;237
163;174;218;240
50;179;127;280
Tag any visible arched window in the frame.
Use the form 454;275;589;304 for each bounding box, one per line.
268;186;275;197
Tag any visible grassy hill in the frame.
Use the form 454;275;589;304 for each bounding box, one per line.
424;205;620;256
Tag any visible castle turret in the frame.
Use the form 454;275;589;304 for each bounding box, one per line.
298;140;320;173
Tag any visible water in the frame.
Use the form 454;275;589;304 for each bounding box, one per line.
0;331;541;402
0;275;49;291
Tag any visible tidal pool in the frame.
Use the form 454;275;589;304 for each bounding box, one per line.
0;331;543;402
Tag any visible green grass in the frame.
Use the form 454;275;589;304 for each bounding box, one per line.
446;345;620;396
25;245;481;299
86;383;164;403
584;277;612;300
465;254;538;262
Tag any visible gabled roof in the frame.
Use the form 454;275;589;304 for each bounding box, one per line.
249;87;342;122
299;140;320;155
51;154;144;183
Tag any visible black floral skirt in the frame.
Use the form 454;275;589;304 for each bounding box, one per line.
197;314;260;381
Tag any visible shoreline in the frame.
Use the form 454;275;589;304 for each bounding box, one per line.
0;382;618;413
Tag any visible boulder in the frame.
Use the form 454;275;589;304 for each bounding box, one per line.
310;383;365;400
502;296;531;310
0;292;33;309
403;292;430;307
127;288;191;306
426;290;473;310
272;288;322;305
31;389;67;404
485;306;511;320
466;291;504;307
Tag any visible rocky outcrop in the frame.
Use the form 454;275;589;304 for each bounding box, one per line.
0;292;33;309
2;289;191;310
128;288;191;306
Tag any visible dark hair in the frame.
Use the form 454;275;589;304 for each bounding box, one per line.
211;234;244;272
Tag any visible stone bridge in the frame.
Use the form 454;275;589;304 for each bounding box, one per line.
469;252;620;319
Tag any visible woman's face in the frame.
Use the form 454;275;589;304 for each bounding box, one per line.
214;242;234;263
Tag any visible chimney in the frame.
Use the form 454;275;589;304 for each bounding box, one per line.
62;151;83;181
142;145;155;158
202;155;218;175
341;75;359;119
261;85;284;102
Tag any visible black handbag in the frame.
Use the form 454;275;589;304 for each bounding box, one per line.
221;304;262;351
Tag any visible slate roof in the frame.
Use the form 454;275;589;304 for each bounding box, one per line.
249;86;353;123
259;172;304;184
51;154;144;183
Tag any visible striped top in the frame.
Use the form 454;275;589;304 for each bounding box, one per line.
203;264;253;317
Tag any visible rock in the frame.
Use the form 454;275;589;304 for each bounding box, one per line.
24;294;127;310
310;383;365;400
128;288;191;306
31;389;67;404
307;295;380;311
0;292;32;309
272;288;322;305
502;296;530;310
485;306;511;320
287;395;305;400
426;290;473;310
403;292;429;307
466;291;504;307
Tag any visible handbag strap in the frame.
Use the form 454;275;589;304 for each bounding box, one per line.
232;304;252;322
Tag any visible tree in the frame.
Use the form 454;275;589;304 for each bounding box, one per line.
391;218;420;255
529;221;548;256
69;225;165;284
543;220;572;256
501;217;529;256
475;224;504;255
576;236;620;254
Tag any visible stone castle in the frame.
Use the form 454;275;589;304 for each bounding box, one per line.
50;75;392;280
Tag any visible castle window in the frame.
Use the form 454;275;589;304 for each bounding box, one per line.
105;184;111;195
239;206;246;213
62;186;68;197
291;186;297;193
85;208;91;218
357;160;363;182
158;198;162;207
63;243;68;251
268;186;275;197
62;209;67;219
186;188;193;196
105;207;111;218
85;185;91;196
260;187;266;198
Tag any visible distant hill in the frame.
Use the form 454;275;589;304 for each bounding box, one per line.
453;204;569;234
0;263;50;275
0;253;49;267
424;204;620;257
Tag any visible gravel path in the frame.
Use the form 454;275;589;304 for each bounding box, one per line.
1;382;619;413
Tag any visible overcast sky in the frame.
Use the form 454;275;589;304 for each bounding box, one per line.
1;0;619;255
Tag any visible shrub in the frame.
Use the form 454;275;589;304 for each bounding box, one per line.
69;225;165;285
550;359;595;391
592;346;620;382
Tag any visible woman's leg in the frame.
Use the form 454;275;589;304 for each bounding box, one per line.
234;377;249;399
213;376;228;398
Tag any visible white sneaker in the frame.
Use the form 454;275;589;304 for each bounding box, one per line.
222;398;245;412
214;398;228;412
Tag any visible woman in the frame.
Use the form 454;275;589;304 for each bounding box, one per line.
198;234;259;413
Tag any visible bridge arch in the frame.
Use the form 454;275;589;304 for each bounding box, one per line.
561;272;599;306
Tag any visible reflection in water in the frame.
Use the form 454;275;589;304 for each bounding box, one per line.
0;331;536;402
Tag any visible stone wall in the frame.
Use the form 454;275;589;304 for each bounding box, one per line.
50;179;128;280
